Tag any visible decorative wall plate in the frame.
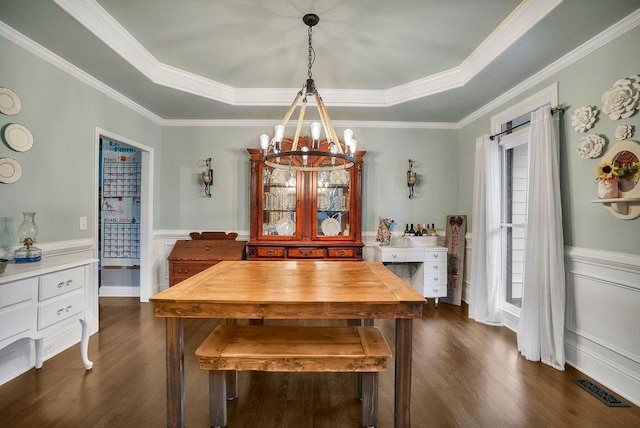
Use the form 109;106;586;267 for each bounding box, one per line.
329;170;348;184
276;218;295;236
321;217;341;236
0;157;22;183
0;88;22;115
3;123;33;152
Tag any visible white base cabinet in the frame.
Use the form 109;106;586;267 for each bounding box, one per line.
0;254;98;374
373;246;448;306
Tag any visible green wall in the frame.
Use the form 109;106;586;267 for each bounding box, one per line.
0;37;161;245
159;126;460;234
458;25;640;255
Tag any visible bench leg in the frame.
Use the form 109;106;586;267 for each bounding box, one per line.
361;372;379;428
226;371;238;400
209;371;227;428
348;319;374;401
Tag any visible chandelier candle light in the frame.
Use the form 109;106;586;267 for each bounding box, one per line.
259;13;356;171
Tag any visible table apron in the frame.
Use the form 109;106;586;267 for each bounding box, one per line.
154;302;423;319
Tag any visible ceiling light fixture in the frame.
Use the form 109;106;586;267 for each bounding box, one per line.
259;13;356;171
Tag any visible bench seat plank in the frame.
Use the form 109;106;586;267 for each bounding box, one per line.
196;325;392;373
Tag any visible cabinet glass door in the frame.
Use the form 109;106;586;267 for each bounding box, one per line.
316;169;351;238
261;167;297;237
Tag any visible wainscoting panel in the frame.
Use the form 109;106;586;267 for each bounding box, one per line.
565;246;640;406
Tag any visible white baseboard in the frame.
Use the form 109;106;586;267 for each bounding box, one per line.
99;286;140;297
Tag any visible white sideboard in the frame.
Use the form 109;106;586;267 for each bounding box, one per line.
0;254;98;373
373;245;448;306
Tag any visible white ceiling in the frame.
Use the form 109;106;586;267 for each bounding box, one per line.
0;0;639;124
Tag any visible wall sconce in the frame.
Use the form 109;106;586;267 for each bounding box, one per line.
407;159;417;199
202;157;213;198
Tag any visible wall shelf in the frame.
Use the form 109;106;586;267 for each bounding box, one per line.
591;197;640;220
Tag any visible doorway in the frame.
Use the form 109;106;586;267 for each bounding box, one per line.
95;128;154;302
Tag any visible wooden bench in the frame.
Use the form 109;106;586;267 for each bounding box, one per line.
196;325;392;428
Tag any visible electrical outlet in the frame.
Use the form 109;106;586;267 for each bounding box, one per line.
79;216;88;231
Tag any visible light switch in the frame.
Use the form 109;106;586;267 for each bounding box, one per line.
79;216;88;230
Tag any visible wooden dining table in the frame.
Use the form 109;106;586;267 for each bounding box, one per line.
150;260;425;428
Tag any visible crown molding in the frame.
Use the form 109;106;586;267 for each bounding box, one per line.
54;0;561;108
0;20;163;124
162;118;458;129
457;7;640;128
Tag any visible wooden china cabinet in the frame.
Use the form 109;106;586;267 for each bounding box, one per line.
247;144;365;260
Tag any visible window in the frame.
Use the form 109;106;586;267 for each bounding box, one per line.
490;83;558;316
499;130;528;309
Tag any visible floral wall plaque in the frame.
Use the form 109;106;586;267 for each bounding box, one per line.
615;125;634;141
601;75;640;120
571;105;598;132
577;134;605;159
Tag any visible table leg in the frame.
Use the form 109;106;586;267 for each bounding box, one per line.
166;318;184;428
395;318;412;428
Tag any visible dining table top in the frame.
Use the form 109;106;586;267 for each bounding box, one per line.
150;260;425;319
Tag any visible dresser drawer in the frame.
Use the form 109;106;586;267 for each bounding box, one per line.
0;305;36;342
424;250;446;262
327;248;356;259
170;262;216;285
380;251;406;263
39;266;84;301
423;284;447;298
424;272;447;285
423;261;446;275
255;247;285;258
38;290;84;330
0;277;36;309
288;248;325;259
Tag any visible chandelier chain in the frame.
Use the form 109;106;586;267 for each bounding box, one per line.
307;25;315;79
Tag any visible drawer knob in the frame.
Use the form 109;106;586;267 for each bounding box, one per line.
338;250;345;256
300;249;312;256
433;276;439;281
57;308;64;315
66;305;72;312
57;281;65;288
267;250;274;256
433;265;439;269
392;254;397;258
66;279;73;286
433;288;439;293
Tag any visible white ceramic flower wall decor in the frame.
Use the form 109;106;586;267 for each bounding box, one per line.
576;134;606;159
614;125;634;141
601;74;640;120
570;105;598;132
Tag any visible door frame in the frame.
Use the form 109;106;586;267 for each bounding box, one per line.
94;127;154;302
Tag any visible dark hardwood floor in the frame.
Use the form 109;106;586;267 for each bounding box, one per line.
1;297;639;427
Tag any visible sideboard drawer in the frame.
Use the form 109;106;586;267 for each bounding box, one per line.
0;278;36;309
423;284;447;298
380;251;406;263
39;266;84;301
170;262;215;285
423;261;446;275
424;250;446;262
288;248;325;259
424;272;447;285
0;305;36;342
38;290;84;330
256;247;285;258
327;248;356;259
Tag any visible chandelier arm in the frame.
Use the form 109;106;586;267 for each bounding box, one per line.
292;98;307;151
315;93;343;153
281;90;303;128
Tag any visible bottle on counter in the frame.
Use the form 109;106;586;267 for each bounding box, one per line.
415;224;422;236
421;223;428;235
429;223;437;236
407;224;415;236
404;224;410;236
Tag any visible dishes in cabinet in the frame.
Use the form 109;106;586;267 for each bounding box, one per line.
3;123;33;152
0;88;21;115
317;192;330;210
0;157;22;183
276;218;295;236
321;218;341;236
329;170;348;185
270;169;287;184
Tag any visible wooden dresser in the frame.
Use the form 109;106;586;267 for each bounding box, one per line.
168;239;246;286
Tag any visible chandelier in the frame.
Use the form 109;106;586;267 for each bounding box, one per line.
259;13;356;171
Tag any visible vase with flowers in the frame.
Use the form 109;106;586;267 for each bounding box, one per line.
376;217;395;246
596;160;640;198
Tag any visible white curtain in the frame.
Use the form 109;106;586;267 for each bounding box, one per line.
469;135;503;326
517;107;566;370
